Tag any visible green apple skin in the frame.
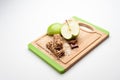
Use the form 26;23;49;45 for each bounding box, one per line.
47;23;63;35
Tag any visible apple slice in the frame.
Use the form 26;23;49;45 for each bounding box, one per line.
61;20;80;40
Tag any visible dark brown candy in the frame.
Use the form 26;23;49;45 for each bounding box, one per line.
68;39;77;44
70;43;79;49
68;39;79;49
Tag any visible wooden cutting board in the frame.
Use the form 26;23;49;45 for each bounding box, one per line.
28;16;109;73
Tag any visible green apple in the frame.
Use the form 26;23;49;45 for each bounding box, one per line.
61;20;80;40
47;23;63;35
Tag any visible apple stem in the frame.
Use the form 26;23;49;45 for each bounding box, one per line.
66;20;71;31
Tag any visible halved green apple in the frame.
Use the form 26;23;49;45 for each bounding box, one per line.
61;20;80;40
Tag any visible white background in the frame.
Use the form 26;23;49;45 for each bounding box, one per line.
0;0;120;80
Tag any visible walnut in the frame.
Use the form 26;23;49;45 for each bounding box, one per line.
46;34;64;58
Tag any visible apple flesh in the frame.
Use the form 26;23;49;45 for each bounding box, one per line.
47;23;63;35
61;20;80;40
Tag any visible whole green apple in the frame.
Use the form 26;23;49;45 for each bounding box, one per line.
47;23;63;35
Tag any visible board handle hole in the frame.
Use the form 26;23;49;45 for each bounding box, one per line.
79;23;95;33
